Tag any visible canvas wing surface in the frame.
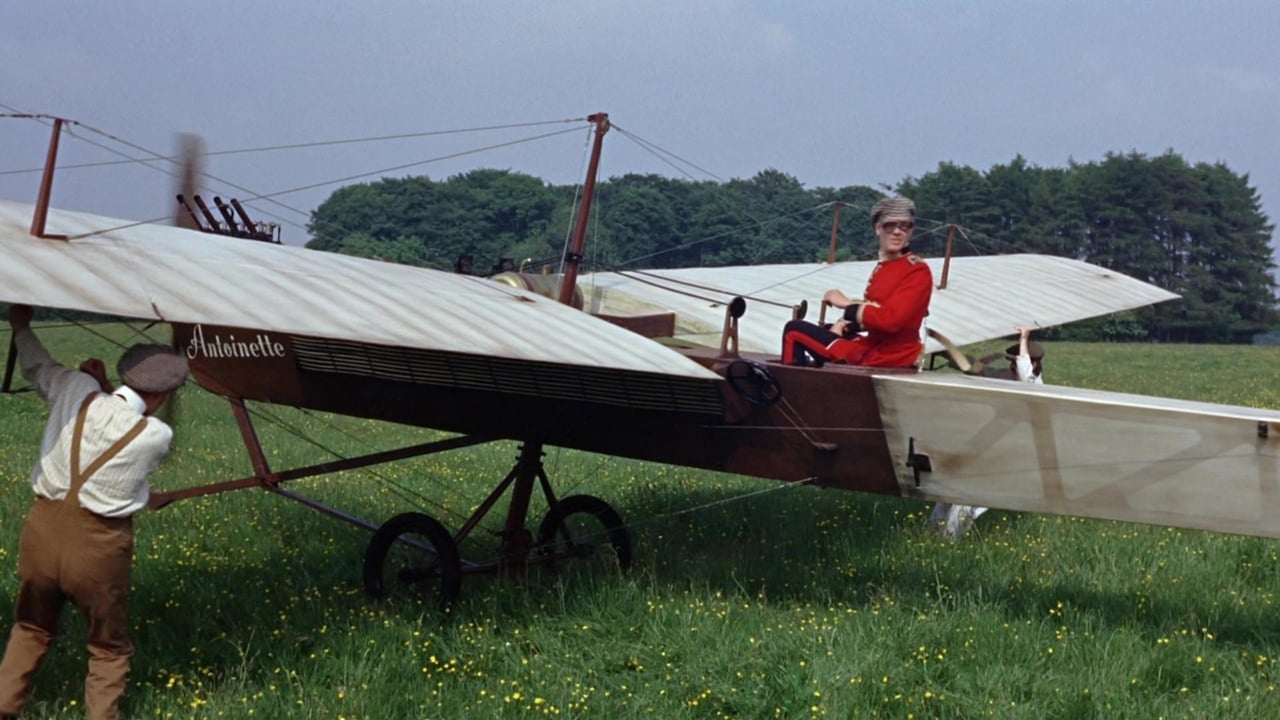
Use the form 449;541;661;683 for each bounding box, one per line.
0;199;718;382
875;372;1280;538
583;255;1179;353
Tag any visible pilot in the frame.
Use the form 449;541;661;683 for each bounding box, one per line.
0;304;188;720
932;325;1045;538
781;196;933;368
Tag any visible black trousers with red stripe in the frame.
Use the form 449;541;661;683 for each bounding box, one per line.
781;320;841;366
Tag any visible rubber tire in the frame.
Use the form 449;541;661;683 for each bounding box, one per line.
536;494;632;571
363;512;462;605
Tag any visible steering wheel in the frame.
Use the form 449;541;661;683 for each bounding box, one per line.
725;360;782;407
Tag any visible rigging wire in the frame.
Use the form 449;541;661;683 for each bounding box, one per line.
572;200;857;307
64;125;588;240
603;267;788;309
237;400;479;529
0;117;588;176
247;126;586;203
0;111;319;238
1;110;595;249
610;124;726;183
565;475;821;549
606;201;839;270
556;123;595;278
4;103;998;260
4;106;966;275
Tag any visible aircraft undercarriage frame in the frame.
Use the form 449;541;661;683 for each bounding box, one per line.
147;398;633;607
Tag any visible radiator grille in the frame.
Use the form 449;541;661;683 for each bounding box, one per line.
290;336;723;415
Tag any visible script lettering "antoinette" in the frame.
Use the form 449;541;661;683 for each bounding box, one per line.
186;325;287;360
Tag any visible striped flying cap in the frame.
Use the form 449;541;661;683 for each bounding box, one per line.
871;196;916;226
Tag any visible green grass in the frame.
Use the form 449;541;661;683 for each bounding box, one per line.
0;323;1279;718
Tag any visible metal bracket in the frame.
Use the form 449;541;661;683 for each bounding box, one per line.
2;335;16;393
906;437;932;487
718;296;746;359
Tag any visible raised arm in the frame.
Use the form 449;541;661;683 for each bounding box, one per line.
8;305;97;401
1016;325;1032;357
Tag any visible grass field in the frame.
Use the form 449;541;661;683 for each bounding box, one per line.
0;322;1278;719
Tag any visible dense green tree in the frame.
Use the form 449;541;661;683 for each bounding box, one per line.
725;169;825;264
681;180;748;267
307;170;557;275
591;177;673;269
898;162;1002;257
896;152;1276;341
810;186;881;262
305;150;1276;343
322;232;435;268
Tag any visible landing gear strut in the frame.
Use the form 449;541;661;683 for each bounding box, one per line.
361;440;632;605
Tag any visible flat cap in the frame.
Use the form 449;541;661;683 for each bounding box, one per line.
1005;341;1045;361
117;344;189;393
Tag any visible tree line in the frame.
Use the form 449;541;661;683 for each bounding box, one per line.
307;151;1277;343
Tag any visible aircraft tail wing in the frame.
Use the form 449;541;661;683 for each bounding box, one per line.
876;372;1280;538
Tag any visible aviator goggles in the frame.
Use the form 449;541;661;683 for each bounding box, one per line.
879;221;914;233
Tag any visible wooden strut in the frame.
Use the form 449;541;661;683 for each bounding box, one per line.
557;113;610;306
495;442;546;573
147;396;493;510
30;117;68;240
826;201;843;264
938;224;957;290
13;117;71;386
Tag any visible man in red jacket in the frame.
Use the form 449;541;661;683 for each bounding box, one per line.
782;196;933;368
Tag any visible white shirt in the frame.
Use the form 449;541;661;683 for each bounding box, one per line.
15;329;174;517
1014;354;1044;385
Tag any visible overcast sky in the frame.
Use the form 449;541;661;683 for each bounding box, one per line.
2;1;1276;266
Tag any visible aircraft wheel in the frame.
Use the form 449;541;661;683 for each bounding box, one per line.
536;494;632;572
363;512;462;606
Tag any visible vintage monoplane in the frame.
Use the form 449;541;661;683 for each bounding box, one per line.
2;114;1277;604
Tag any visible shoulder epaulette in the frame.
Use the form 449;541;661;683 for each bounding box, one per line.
907;254;923;265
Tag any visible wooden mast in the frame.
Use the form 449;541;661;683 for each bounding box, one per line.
557;113;610;306
826;201;843;264
30;117;66;240
938;224;957;290
8;118;66;391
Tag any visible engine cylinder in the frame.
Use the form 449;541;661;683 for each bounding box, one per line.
489;272;584;310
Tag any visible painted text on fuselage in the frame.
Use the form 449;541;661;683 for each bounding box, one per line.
186;324;286;360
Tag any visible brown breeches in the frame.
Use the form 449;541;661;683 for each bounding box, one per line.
0;498;135;720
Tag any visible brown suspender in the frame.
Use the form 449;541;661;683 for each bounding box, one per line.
69;393;148;501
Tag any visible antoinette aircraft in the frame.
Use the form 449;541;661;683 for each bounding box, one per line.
1;114;1277;604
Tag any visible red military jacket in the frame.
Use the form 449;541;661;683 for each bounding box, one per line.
846;252;933;367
